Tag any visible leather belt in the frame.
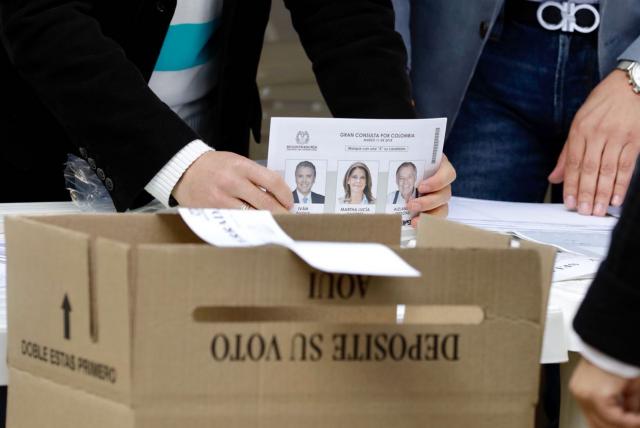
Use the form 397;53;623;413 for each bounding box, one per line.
505;0;600;34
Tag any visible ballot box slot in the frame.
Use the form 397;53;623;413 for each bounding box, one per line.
192;305;484;325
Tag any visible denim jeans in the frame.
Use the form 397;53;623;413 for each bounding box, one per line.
445;14;600;202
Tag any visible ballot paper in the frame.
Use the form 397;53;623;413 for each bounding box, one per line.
512;229;610;259
447;197;617;281
551;252;601;282
267;117;446;227
179;208;420;277
448;197;616;254
448;197;617;232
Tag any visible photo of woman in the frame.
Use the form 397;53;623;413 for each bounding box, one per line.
339;161;376;204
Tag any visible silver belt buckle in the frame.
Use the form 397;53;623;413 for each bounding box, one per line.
536;1;600;33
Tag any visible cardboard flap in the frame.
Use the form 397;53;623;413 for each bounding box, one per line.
6;216;93;358
418;215;556;318
396;248;541;321
6;217;132;403
22;213;201;245
272;213;400;244
417;215;512;248
32;212;402;245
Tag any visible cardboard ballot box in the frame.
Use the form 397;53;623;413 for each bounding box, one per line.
5;213;554;428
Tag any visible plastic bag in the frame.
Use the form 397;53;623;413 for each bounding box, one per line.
64;154;165;213
64;154;116;212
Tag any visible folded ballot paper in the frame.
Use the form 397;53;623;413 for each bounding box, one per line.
267;117;446;229
178;208;420;277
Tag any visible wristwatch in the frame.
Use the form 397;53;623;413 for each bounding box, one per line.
617;60;640;94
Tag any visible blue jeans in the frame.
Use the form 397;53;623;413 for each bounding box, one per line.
445;15;600;202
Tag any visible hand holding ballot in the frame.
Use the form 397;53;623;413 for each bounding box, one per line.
407;154;455;224
174;117;454;221
173;151;293;213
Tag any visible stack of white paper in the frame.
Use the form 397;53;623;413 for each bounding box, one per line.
448;197;617;282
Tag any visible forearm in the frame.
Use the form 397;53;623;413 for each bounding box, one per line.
145;140;213;207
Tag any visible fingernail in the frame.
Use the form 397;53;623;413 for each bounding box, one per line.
419;184;430;193
565;195;577;210
594;203;606;216
578;202;591;215
407;202;420;211
612;195;623;206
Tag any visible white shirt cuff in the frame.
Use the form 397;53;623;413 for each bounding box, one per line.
575;335;640;378
144;140;214;207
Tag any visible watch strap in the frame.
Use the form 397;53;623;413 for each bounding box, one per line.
617;60;635;71
617;60;640;94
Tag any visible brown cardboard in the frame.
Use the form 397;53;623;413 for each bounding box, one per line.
6;213;550;427
417;215;557;321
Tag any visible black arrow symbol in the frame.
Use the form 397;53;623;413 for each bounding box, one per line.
61;294;72;340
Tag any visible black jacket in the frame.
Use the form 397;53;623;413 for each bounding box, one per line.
0;0;414;210
574;168;640;368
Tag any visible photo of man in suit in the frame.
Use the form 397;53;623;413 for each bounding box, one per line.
292;161;325;204
388;162;419;205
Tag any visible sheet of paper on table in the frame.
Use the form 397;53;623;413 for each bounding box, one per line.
448;196;616;231
551;252;601;282
447;197;617;281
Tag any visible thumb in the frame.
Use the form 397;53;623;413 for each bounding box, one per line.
549;145;567;184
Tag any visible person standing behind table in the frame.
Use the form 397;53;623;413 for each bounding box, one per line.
391;2;640;425
393;0;640;216
570;164;640;427
292;161;325;204
0;0;455;217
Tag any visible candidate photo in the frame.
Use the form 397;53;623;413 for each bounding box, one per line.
387;161;419;205
338;161;376;205
291;161;325;204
